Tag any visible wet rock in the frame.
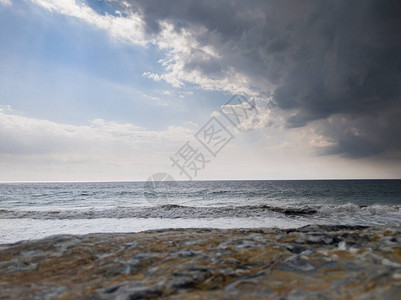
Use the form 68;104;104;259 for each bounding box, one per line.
287;289;332;300
276;254;316;273
305;234;336;245
286;245;307;254
170;249;202;258
292;224;368;233
95;282;163;300
169;268;209;289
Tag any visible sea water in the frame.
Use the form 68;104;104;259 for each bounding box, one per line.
0;180;400;243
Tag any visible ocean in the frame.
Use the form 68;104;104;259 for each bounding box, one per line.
0;180;400;244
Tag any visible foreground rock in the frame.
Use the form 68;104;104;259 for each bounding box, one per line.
0;225;401;299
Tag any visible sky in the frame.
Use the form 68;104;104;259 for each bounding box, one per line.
0;0;400;181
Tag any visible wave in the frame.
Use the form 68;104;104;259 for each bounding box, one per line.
0;203;400;220
317;203;401;215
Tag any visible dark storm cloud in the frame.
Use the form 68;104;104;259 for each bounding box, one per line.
115;0;401;158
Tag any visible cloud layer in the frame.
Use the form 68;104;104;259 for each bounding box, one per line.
14;0;401;160
0;106;195;180
127;0;401;158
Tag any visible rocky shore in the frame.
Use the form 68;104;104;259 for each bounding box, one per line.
0;225;400;299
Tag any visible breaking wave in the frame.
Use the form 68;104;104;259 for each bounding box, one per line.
0;203;400;222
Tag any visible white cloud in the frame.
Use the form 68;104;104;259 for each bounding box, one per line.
28;0;258;96
0;0;11;6
142;93;169;106
30;0;146;45
0;108;195;180
148;22;256;94
0;104;12;112
1;108;400;181
142;72;163;82
0;109;193;152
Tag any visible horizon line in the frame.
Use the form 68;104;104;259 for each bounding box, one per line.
0;178;400;184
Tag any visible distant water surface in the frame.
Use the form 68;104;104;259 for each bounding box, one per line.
0;180;400;243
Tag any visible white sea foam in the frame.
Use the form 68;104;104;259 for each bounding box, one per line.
317;203;401;216
0;217;309;244
0;203;400;220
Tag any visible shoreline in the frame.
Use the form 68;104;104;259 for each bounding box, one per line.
0;225;400;299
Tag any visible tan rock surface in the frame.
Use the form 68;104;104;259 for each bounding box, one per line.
0;225;400;299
